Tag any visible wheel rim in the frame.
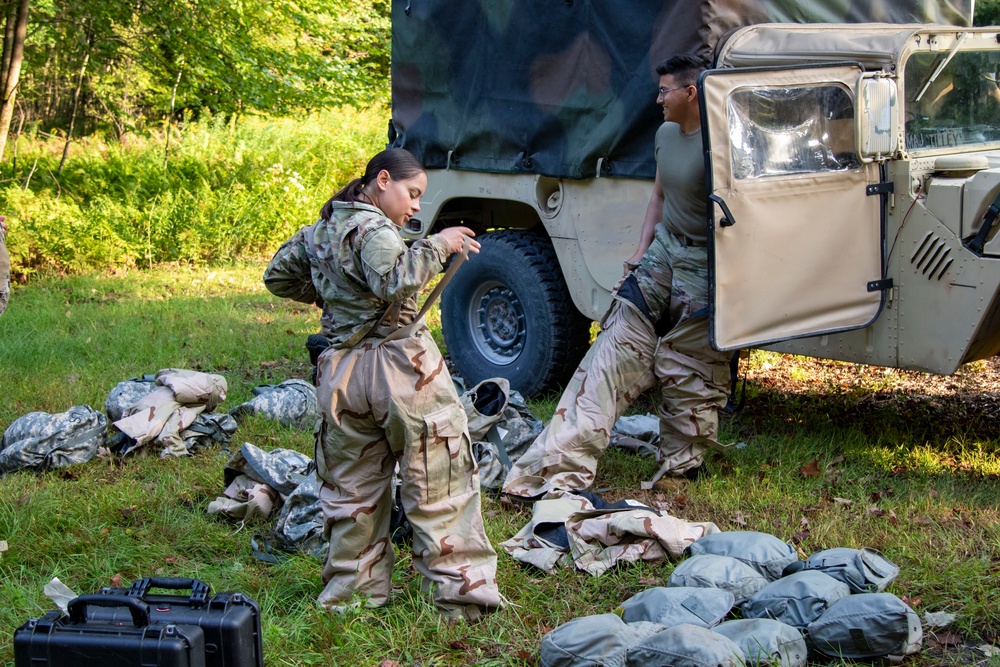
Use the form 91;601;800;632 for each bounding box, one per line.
466;280;526;366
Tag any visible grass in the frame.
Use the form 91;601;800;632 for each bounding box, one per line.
1;265;999;666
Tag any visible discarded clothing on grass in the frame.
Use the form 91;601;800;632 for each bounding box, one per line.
0;405;107;475
608;413;660;458
104;375;160;422
207;442;313;523
229;378;318;431
208;380;543;558
111;368;232;457
459;377;543;490
501;492;720;576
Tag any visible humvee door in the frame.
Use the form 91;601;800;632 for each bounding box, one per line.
700;65;885;351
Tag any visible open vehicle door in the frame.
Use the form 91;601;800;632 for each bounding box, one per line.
700;65;886;351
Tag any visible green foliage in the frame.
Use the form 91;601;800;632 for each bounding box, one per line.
14;0;390;136
0;107;386;276
975;0;1000;25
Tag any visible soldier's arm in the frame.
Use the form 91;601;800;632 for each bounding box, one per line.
624;168;664;272
359;225;452;301
263;227;321;305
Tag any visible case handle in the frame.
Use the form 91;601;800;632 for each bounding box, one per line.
68;594;150;627
127;577;211;606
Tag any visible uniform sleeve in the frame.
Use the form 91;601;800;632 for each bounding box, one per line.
358;226;452;301
263;227;320;305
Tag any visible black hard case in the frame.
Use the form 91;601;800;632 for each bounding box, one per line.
91;577;264;667
14;595;206;667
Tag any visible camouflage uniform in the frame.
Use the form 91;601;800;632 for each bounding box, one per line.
504;122;732;498
0;222;9;317
264;202;500;620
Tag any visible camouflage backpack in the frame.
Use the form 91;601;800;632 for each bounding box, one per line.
0;405;107;475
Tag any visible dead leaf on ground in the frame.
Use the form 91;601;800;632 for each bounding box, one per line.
932;631;963;646
731;512;749;527
515;650;534;663
449;641;471;651
377;661;400;667
110;572;123;587
261;360;281;368
638;577;659;586
165;556;177;563
902;595;922;608
832;497;853;505
800;460;822;477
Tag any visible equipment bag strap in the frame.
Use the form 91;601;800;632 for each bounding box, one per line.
379;236;472;346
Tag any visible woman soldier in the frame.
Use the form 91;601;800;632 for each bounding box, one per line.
264;148;500;621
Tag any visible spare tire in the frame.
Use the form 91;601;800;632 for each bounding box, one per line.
440;230;591;398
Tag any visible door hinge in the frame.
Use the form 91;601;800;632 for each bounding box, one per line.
867;278;893;292
866;182;894;197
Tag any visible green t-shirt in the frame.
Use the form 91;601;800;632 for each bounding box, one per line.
654;122;707;244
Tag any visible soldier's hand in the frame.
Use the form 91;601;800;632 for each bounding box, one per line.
438;226;481;255
623;252;642;276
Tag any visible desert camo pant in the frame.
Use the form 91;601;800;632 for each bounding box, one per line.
314;328;500;620
502;226;731;498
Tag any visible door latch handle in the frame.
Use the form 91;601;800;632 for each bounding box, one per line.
709;194;736;227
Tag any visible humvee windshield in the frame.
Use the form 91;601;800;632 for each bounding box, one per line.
905;49;1000;151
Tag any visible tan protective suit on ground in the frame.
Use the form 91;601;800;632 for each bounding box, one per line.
264;201;499;620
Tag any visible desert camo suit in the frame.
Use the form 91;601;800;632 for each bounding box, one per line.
504;55;732;499
264;195;499;620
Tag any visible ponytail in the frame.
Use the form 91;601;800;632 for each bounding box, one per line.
318;148;425;220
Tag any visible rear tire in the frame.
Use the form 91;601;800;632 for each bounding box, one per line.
440;230;591;398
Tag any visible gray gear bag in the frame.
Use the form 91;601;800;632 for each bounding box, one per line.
625;623;746;667
713;618;808;667
620;586;735;628
687;531;798;581
806;592;922;661
797;547;900;593
742;570;851;629
668;554;769;605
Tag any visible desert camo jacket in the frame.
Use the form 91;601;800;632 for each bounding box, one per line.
263;201;451;348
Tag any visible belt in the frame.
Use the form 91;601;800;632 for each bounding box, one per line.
671;231;706;247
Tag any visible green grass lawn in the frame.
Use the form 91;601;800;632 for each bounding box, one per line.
1;265;998;666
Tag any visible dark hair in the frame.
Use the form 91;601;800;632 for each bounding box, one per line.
320;147;425;219
655;54;708;87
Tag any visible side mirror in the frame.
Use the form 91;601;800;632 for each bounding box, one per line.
855;75;898;162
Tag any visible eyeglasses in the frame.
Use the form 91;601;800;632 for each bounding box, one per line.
657;85;691;97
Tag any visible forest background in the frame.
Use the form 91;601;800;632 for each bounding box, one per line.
0;0;391;277
0;0;999;276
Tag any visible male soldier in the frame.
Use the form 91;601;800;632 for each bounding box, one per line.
504;54;733;499
0;215;9;317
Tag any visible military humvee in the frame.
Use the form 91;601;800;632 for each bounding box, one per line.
390;0;1000;398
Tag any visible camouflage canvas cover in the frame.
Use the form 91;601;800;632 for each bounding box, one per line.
390;0;971;180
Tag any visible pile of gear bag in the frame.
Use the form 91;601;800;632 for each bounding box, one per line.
540;533;923;666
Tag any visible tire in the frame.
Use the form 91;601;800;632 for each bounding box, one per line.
440;230;591;398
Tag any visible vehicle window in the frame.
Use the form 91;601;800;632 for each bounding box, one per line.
728;84;859;179
905;50;1000;151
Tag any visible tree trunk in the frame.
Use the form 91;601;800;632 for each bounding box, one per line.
0;0;30;162
58;46;89;175
163;67;181;169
